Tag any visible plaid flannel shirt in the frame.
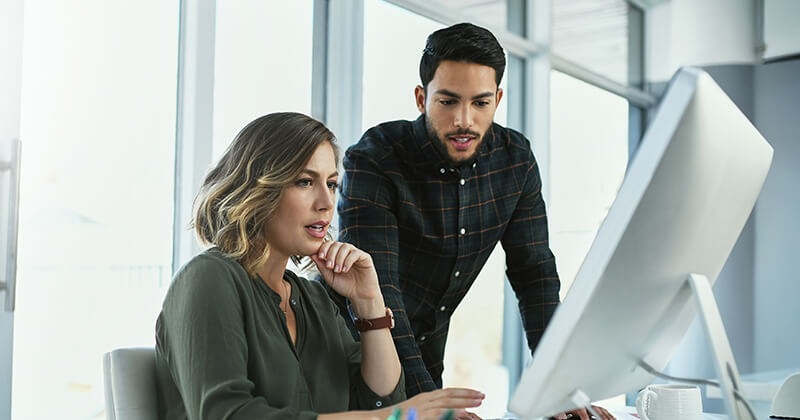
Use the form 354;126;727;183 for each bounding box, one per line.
335;115;561;396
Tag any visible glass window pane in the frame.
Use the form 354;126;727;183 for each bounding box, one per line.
363;2;509;417
362;0;508;132
553;0;641;85
212;0;313;159
12;1;179;418
436;0;509;31
549;70;628;296
362;0;443;132
548;69;629;407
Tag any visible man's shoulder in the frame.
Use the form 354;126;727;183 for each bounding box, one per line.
346;119;416;164
487;122;535;162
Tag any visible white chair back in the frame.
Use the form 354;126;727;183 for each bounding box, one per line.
102;347;158;420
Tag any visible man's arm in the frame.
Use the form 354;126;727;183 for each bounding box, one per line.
338;148;438;396
501;149;561;353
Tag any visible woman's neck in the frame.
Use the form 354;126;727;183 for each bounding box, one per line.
254;251;290;292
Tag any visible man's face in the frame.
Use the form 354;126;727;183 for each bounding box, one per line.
415;60;503;167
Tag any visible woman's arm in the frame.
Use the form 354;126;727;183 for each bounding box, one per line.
312;241;402;396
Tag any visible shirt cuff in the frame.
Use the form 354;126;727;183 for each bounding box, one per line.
352;369;407;410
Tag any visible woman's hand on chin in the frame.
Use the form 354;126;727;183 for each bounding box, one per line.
310;241;385;318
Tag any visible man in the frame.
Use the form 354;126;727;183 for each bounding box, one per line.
336;23;613;420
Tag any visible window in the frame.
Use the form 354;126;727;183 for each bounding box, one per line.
12;1;179;418
548;70;629;407
362;0;508;132
553;0;644;86
548;70;629;297
362;0;443;132
212;0;314;159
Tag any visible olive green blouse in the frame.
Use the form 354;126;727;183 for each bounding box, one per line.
155;248;405;419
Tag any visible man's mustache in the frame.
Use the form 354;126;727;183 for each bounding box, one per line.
443;129;481;138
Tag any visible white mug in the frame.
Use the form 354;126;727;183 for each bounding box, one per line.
635;384;703;420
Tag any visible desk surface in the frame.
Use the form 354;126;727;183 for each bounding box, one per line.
490;406;728;420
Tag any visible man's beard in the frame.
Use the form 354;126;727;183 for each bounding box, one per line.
425;117;485;168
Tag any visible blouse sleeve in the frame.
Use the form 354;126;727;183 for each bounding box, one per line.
332;301;407;410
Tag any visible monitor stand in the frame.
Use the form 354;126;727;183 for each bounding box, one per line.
687;273;747;419
528;273;751;420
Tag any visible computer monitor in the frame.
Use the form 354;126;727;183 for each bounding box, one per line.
508;67;773;419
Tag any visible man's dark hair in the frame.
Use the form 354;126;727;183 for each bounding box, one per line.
419;22;506;90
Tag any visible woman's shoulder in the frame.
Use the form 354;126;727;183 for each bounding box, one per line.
167;248;250;299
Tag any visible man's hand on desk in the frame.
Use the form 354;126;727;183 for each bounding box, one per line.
553;405;615;420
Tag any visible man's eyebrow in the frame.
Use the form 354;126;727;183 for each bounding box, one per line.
433;89;462;99
433;89;495;100
300;169;339;178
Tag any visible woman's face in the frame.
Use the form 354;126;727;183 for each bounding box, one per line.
265;142;338;259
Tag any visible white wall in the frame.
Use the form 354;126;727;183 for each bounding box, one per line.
646;0;758;81
764;0;800;59
752;58;800;372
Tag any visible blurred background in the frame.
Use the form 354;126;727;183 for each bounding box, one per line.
0;0;798;418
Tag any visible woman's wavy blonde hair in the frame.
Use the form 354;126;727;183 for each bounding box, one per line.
192;112;338;276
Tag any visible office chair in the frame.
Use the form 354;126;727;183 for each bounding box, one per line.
102;347;158;420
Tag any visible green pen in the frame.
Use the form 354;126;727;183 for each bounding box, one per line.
387;407;402;420
438;409;454;420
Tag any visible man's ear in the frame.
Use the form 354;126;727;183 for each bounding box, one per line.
496;87;504;107
414;85;426;114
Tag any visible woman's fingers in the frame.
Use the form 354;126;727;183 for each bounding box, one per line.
431;387;485;401
341;249;362;273
416;388;485;409
317;239;334;259
333;243;353;273
402;389;485;420
325;242;344;271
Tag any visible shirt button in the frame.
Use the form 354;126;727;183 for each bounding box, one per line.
439;306;446;312
375;401;383;407
460;178;465;185
454;271;460;277
419;335;427;342
439;168;445;174
473;162;477;168
459;228;466;235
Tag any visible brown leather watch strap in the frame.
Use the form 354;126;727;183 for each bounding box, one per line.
354;307;395;331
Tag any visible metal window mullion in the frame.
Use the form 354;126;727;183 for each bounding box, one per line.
324;1;364;151
311;0;329;122
324;0;363;233
551;54;655;108
172;0;216;275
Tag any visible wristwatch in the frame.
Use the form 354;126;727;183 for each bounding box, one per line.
354;307;395;331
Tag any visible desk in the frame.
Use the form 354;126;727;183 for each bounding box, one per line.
490;406;727;419
705;367;798;401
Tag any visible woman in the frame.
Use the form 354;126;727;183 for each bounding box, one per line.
155;112;484;419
